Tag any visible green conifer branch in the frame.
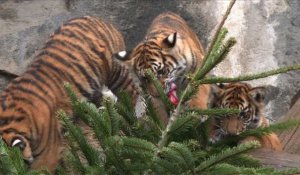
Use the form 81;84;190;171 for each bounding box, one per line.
168;115;198;138
116;91;137;125
194;141;260;173
152;157;180;174
157;147;186;173
224;154;261;168
104;136;130;174
121;137;157;154
146;70;174;111
53;166;67;175
181;37;236;103
103;98;121;136
0;140;24;174
158;0;237;150
157;104;182;149
168;142;195;172
206;163;257;175
201;0;237;67
145;96;165;130
276;168;300;175
194;37;237;81
206;28;228;65
187;108;240;117
66;148;87;174
240;119;300;138
58;110;101;167
197;64;300;84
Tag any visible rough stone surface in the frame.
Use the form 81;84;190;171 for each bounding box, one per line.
0;0;299;120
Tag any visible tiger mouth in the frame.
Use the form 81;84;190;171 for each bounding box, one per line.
24;156;34;166
166;82;179;106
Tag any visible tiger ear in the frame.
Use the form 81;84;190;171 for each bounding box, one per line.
249;86;267;103
210;84;225;96
208;84;225;107
163;32;177;48
113;50;131;61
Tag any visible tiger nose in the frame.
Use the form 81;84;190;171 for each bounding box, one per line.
24;156;34;166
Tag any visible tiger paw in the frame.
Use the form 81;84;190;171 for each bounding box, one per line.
101;86;118;103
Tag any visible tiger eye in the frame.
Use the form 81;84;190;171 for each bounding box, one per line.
157;69;164;75
253;118;259;123
239;111;247;118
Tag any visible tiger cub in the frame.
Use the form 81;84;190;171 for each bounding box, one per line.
117;12;210;124
208;82;283;151
0;16;142;172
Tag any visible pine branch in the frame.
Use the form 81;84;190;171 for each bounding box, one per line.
194;37;237;81
168;115;198;139
58;110;101;167
116;91;137;125
240;119;300;138
146;70;174;111
66;148;87;174
168;142;195;172
103;98;121;136
155;142;194;174
194;141;260;173
182;37;236;103
224;154;261;168
186;108;240;117
208;28;228;63
152;157;181;174
145;96;165;131
158;39;235;148
276;168;300;175
197;64;300;84
158;0;237;150
0;140;24;174
204;163;258;175
201;0;237;68
64;84;118;148
121;137;157;155
104;136;131;174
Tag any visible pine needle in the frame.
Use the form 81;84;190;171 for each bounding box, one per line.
194;141;260;172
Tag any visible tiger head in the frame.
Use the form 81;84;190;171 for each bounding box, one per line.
209;82;268;141
0;90;62;171
0;98;34;165
115;32;184;105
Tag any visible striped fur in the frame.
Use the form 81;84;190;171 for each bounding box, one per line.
0;16;141;171
125;12;206;96
120;12;210;124
208;82;282;151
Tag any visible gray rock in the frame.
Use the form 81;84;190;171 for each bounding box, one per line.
0;0;299;120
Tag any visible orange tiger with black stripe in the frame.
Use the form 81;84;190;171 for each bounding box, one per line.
0;16;141;172
117;12;210;123
208;82;283;151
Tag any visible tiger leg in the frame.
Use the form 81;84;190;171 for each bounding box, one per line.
239;133;283;151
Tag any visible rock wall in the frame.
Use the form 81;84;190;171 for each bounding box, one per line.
0;0;299;120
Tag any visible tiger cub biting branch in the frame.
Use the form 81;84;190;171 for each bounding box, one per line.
208;82;283;151
0;16;142;172
116;12;210;124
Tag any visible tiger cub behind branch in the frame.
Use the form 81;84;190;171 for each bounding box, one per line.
208;82;283;151
116;12;210;124
0;16;141;172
